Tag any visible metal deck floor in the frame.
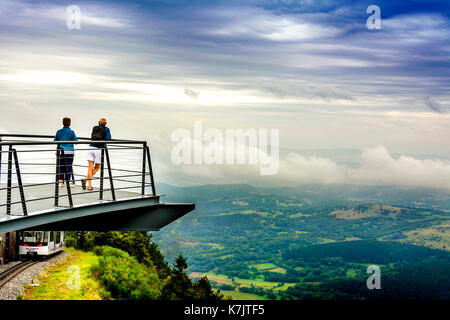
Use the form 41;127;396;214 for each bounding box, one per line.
0;183;195;233
0;182;140;216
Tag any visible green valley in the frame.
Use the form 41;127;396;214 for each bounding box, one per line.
152;183;450;300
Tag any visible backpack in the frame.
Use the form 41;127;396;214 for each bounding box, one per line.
91;126;106;148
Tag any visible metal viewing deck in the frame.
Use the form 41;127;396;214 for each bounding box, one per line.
0;134;194;233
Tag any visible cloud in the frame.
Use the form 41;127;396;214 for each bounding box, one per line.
256;81;354;101
0;71;87;85
191;5;345;42
423;97;444;113
184;88;200;100
382;14;450;41
157;145;450;191
26;1;130;29
280;146;450;190
79;13;129;28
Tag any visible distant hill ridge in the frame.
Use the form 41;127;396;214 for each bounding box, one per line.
156;183;261;199
329;204;414;219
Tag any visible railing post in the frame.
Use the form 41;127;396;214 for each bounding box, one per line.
141;143;146;195
60;149;73;208
145;146;156;196
54;148;60;207
71;164;76;185
0;137;2;185
6;145;13;215
5;232;9;263
99;148;105;200
12;149;27;216
104;147;116;201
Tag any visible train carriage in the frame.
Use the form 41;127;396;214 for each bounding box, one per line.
18;231;65;258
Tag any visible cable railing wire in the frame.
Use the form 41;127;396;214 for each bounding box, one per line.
0;134;157;216
0;184;154;208
0;173;147;192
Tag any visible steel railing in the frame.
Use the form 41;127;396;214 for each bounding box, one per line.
0;134;157;216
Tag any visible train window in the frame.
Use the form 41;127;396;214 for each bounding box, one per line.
50;232;54;242
37;232;48;243
23;231;36;242
20;231;49;245
36;232;43;243
56;232;61;244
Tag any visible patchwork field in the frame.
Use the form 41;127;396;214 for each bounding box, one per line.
220;290;270;300
400;223;450;251
190;272;296;290
330;204;404;219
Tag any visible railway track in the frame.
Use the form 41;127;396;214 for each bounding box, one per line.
0;260;40;290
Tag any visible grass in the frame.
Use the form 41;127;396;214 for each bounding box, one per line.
239;210;270;217
346;269;357;277
20;247;103;300
344;237;362;241
289;212;312;218
220;289;269;300
316;238;336;244
400;224;450;251
273;283;297;291
250;263;277;271
250;263;286;274
218;254;234;260
267;267;286;274
202;272;296;290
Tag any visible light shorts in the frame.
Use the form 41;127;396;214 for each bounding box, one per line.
86;147;102;164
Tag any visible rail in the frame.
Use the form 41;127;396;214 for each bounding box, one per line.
0;133;157;216
0;260;40;290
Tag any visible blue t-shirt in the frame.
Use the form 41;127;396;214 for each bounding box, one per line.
54;127;78;150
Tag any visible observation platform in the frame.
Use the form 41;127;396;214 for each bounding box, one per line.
0;134;195;233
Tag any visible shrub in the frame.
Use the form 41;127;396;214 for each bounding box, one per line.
91;246;163;300
219;284;235;291
87;232;171;279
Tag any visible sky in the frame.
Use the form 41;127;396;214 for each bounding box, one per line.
0;0;449;189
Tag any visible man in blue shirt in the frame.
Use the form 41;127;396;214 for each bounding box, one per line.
54;117;78;187
82;118;111;191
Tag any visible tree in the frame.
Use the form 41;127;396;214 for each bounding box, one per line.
193;276;224;300
266;292;277;300
160;255;224;300
160;254;194;299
